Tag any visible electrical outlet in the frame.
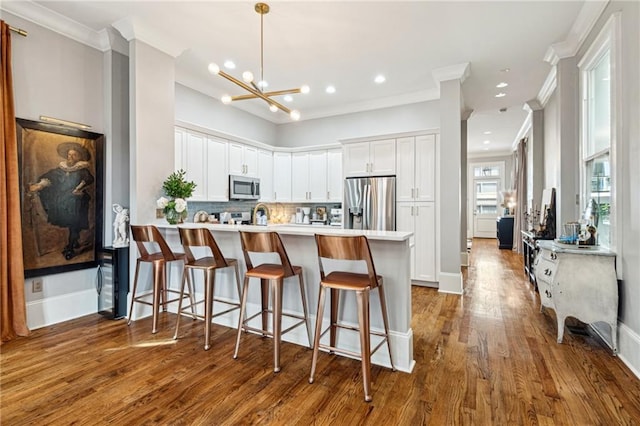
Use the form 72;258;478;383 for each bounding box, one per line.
32;278;43;293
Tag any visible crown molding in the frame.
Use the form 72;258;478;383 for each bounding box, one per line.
544;0;609;65
2;0;109;51
431;62;471;85
511;107;532;152
536;66;557;108
111;17;186;58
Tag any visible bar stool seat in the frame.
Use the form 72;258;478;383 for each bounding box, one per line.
309;234;395;402
234;231;312;373
173;227;242;350
128;225;194;334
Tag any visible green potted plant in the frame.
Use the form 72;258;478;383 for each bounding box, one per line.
156;169;197;224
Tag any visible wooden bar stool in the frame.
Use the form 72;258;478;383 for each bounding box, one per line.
174;227;242;350
128;225;194;333
233;231;312;372
309;234;395;402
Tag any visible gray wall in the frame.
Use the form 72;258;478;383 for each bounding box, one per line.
7;12;106;322
542;1;640;372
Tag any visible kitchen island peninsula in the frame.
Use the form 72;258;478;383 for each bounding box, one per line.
143;223;415;373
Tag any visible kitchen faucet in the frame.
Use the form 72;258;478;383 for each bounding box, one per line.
253;203;270;225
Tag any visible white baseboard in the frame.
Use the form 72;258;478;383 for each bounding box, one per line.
461;251;469;267
438;272;463;294
616;322;640;379
27;289;98;330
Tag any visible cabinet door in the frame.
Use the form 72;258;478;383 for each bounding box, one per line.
309;150;327;202
343;142;370;177
370;139;396;175
228;142;245;175
415;134;435;201
396;137;415;202
273;152;291;201
327;149;343;202
258;149;273;202
206;136;228;201
174;128;186;171
414;202;436;282
291;152;309;202
244;145;258;177
184;131;207;201
396;203;416;278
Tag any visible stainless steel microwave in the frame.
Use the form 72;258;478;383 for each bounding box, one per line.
229;175;261;200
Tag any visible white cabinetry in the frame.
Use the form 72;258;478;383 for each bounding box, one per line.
229;142;258;177
343;139;396;177
397;202;436;282
205;136;229;201
327;148;343;202
396;135;436;202
258;149;273;202
292;151;328;202
174;128;207;201
273;152;292;202
534;241;618;353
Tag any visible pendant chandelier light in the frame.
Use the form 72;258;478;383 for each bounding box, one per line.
208;2;309;120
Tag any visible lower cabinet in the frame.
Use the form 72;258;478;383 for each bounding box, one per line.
397;202;436;282
534;241;618;353
496;216;514;249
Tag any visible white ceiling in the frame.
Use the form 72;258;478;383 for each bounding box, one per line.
6;1;594;155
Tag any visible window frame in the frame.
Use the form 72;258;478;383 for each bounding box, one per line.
578;12;620;253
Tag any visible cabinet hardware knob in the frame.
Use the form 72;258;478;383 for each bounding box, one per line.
551;253;557;260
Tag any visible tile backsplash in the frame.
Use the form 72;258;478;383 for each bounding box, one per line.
187;201;342;224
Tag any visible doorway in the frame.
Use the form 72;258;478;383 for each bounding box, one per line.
468;162;505;239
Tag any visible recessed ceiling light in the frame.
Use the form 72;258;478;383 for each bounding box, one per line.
483;131;492;135
495;92;506;98
326;85;336;94
258;80;268;89
224;60;236;69
374;74;386;84
284;95;293;102
484;147;490;151
483;140;491;145
500;68;510;73
496;82;508;88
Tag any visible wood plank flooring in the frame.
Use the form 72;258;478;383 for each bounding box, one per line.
2;238;640;425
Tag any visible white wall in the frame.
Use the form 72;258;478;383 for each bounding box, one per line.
276;101;440;148
175;83;277;146
7;12;106;328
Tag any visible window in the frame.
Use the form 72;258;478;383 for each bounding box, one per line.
579;13;619;249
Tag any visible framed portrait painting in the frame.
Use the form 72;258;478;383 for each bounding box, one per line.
17;118;104;278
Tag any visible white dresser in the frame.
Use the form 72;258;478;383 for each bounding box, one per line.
534;240;618;353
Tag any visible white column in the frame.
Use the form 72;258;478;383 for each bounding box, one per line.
432;63;470;294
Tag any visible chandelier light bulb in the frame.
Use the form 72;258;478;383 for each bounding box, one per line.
290;110;301;121
269;104;278;112
221;95;232;104
242;71;254;83
208;63;220;75
300;85;310;94
258;80;269;89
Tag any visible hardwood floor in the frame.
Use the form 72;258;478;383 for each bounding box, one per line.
2;238;640;425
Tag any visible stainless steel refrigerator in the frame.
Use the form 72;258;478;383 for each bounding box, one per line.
344;176;396;231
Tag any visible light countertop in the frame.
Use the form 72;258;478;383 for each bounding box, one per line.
154;221;412;242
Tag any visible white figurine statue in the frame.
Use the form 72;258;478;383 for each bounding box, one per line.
112;203;130;247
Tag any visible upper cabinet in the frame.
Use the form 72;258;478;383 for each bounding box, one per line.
343;139;396;177
258;149;274;202
292;151;328;202
229;142;258;177
327;148;343;202
273;152;292;202
396;134;436;202
175;128;228;202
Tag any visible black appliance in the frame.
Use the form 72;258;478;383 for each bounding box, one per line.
96;246;129;319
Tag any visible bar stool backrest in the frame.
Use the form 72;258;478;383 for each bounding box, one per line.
314;234;379;288
179;227;229;268
239;231;295;277
131;225;180;261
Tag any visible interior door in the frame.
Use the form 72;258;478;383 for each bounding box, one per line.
473;178;500;238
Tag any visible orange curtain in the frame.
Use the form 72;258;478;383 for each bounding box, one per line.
1;20;30;343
